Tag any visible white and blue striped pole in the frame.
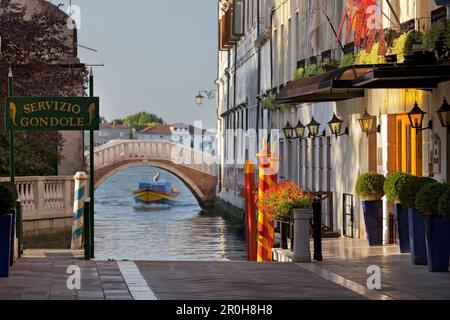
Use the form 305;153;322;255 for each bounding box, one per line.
71;171;89;250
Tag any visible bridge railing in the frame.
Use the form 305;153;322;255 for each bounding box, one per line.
0;176;74;222
86;140;218;176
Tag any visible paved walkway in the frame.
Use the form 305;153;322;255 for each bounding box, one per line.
315;239;450;300
0;239;449;300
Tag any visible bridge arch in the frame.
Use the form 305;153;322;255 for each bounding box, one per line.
94;160;212;208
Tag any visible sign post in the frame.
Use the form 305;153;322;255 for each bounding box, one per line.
5;68;100;260
89;68;95;259
8;69;14;184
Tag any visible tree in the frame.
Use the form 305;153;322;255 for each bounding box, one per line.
0;0;86;176
123;111;163;130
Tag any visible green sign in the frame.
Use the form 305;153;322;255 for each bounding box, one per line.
5;97;100;131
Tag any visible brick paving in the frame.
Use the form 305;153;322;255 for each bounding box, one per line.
2;239;450;300
0;250;132;300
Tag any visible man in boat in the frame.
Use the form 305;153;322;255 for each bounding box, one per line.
153;171;161;182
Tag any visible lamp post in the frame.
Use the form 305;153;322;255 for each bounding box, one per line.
437;97;450;132
327;113;349;138
358;110;381;136
407;101;432;133
195;90;216;106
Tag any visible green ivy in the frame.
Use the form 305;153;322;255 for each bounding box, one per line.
415;182;450;216
384;172;411;202
260;94;291;110
355;173;386;201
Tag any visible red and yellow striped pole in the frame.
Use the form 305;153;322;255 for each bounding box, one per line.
257;143;279;262
244;160;257;261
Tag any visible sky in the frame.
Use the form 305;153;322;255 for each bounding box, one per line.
52;0;218;129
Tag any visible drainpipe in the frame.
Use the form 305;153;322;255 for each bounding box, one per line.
256;0;261;148
268;6;275;134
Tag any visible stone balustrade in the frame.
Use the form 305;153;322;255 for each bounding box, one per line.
0;176;74;234
85;140;218;176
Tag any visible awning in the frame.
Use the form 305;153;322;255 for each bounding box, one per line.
276;67;368;104
276;64;450;105
350;65;450;89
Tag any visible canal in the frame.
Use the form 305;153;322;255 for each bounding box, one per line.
94;166;246;261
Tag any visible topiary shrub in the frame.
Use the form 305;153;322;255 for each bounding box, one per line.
438;186;450;219
0;182;17;214
355;173;386;201
398;176;435;208
415;182;450;216
384;172;411;202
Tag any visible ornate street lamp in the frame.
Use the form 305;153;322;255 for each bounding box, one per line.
195;90;216;106
407;101;432;133
283;122;294;140
294;120;307;139
327;113;349;138
436;97;450;132
196;93;205;106
307;117;325;139
358;110;381;136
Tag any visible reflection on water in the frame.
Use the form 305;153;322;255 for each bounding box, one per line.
95;166;246;261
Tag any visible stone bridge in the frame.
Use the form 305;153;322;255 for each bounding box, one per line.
85;140;218;208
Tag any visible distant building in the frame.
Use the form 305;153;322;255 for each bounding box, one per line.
137;124;172;141
84;122;133;149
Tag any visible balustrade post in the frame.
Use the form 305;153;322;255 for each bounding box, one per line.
35;178;45;213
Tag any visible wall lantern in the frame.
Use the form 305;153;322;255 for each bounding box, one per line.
294;121;307;139
327;113;349;137
408;101;432;133
307;117;325;139
436;97;450;132
195;93;205;106
283;122;294;140
358;110;381;136
195;90;216;106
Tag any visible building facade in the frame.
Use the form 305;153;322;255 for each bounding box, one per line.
84;123;133;149
217;0;450;242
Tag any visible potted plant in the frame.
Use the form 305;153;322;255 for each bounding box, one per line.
417;183;450;272
384;172;412;253
355;173;385;246
258;181;312;259
398;176;435;265
0;182;17;277
258;181;312;223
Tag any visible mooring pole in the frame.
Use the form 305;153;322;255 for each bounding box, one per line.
8;68;15;184
89;68;95;259
313;196;323;261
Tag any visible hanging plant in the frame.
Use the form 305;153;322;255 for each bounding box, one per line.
355;43;387;65
339;53;356;67
294;67;305;80
261;95;277;110
423;20;447;50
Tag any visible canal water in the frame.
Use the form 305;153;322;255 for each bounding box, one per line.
94;166;246;261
